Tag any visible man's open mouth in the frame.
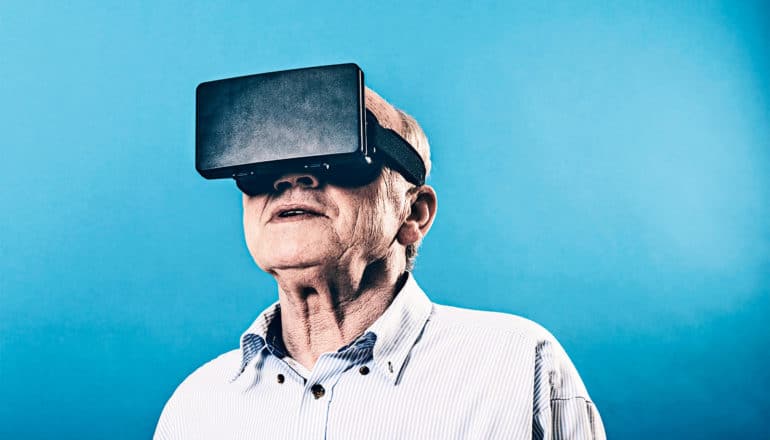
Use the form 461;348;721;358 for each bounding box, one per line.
278;209;320;218
269;202;326;222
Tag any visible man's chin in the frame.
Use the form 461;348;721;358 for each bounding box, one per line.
254;250;332;273
248;236;342;272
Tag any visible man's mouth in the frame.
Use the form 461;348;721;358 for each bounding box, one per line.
278;209;319;218
270;204;326;223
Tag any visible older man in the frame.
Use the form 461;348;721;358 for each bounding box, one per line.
155;87;606;439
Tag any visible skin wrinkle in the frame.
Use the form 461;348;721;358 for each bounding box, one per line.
242;89;436;370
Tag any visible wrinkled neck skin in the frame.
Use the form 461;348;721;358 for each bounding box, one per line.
269;250;407;371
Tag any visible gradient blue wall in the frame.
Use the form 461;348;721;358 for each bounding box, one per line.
1;1;768;438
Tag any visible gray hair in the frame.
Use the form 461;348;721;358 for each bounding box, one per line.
365;88;432;272
395;109;430;272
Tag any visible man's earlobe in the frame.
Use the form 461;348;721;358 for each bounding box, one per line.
397;186;437;246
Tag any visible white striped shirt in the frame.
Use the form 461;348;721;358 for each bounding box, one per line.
155;275;605;439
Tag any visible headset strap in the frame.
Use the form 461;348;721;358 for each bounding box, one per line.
366;110;426;186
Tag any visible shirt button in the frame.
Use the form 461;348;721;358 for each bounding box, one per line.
277;374;285;384
359;365;370;375
310;384;325;399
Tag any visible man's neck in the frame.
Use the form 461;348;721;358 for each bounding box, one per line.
271;255;407;371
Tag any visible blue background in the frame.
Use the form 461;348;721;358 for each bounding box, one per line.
1;1;768;438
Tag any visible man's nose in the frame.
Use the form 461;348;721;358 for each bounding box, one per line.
273;172;321;192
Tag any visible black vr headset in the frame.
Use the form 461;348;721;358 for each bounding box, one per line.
196;63;426;195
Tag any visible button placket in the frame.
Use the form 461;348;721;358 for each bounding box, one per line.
294;348;374;438
310;383;325;399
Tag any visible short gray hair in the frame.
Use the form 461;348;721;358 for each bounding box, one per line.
365;88;432;272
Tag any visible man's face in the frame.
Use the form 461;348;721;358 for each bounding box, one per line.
242;169;409;273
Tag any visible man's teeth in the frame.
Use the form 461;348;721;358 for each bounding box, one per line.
280;210;309;217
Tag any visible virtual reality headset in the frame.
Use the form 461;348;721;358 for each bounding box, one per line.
196;63;426;195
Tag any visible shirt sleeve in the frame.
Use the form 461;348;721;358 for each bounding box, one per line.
532;337;606;440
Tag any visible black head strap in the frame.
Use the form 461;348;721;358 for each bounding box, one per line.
366;110;426;186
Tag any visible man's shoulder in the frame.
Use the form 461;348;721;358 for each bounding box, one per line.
428;302;557;344
155;349;243;438
426;302;592;399
171;348;242;396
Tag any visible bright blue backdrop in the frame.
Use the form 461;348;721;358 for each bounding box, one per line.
1;1;768;438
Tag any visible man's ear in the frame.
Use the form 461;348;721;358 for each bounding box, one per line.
397;185;438;246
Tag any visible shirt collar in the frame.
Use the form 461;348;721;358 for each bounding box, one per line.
232;301;280;381
234;273;433;385
366;273;433;383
